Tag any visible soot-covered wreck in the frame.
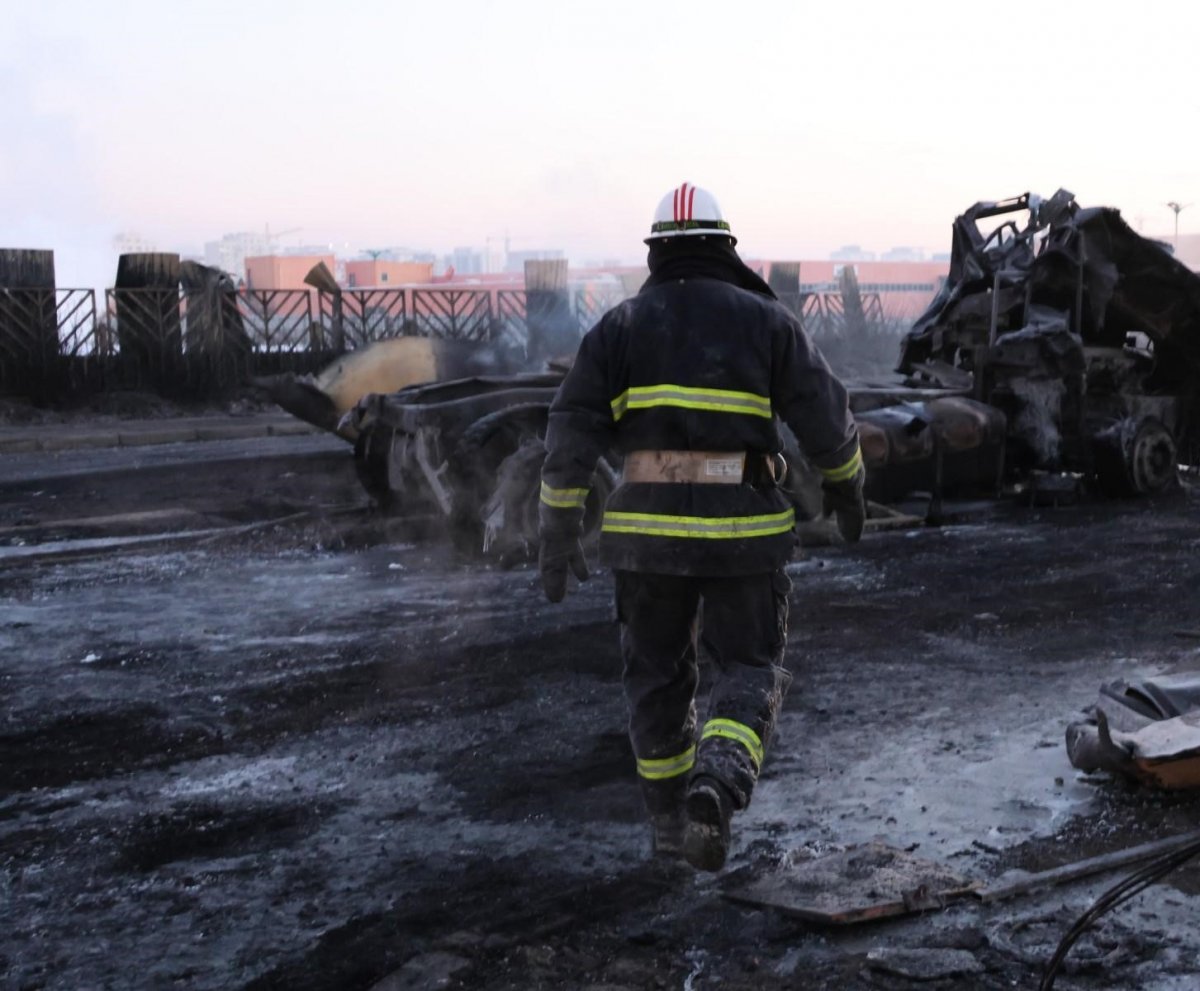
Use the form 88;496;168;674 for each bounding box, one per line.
898;189;1200;497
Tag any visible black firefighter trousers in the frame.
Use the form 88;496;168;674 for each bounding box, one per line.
614;568;793;817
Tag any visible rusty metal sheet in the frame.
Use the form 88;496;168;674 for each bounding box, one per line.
723;842;978;925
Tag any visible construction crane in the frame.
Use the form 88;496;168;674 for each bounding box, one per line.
264;224;302;245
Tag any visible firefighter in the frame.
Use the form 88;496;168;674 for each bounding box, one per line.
538;183;865;872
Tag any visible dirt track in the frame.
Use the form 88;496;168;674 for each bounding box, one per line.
4;441;1200;990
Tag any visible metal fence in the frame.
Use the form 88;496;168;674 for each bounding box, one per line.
0;284;896;400
0;285;627;400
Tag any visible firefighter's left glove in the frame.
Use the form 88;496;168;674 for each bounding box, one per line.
539;531;589;603
822;466;867;544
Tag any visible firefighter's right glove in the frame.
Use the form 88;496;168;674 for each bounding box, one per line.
539;531;589;603
822;466;867;544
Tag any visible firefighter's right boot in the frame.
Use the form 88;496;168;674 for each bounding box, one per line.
651;810;688;859
683;776;733;872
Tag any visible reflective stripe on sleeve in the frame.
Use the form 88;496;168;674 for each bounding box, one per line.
701;719;764;769
610;384;772;422
636;745;696;781
819;445;863;483
601;508;794;540
540;481;590;509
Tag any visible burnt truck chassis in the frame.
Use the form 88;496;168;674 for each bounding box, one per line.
342;371;1007;558
899;189;1200;497
345;371;617;559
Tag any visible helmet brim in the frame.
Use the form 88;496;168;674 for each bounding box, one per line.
644;230;737;246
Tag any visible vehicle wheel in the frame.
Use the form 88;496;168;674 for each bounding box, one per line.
1127;418;1178;494
476;442;617;564
353;426;398;512
1094;416;1177;496
447;404;550;555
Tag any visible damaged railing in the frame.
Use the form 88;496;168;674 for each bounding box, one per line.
0;283;905;400
0;288;97;395
0;285;627;400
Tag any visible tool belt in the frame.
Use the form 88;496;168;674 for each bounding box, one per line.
621;449;782;486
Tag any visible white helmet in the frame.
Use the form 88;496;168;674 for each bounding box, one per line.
646;182;735;243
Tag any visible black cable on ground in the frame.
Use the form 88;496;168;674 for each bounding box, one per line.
1040;837;1200;990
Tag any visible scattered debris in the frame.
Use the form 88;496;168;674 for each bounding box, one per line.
722;842;978;924
1067;675;1200;788
865;946;984;982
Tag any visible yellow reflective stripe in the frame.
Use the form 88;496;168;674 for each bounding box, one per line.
701;719;764;768
636;745;696;781
601;508;794;540
610;384;772;422
820;445;863;483
540;481;590;509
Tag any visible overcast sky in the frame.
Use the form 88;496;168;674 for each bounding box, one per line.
3;0;1199;287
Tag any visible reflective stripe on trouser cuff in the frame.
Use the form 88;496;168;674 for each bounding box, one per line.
610;385;772;422
602;509;794;539
820;445;863;483
636;745;696;781
701;719;764;769
540;481;590;509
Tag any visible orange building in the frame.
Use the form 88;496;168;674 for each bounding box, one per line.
244;254;335;291
763;259;949;321
344;259;435;288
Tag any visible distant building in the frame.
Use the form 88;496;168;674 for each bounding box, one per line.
112;231;157;255
765;259;950;320
447;246;485;276
881;246;925;262
204;232;272;279
829;245;877;262
504;248;565;274
244;254;335;290
281;244;337;258
344;259;435;288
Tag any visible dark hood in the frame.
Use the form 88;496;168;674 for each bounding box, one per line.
641;237;777;300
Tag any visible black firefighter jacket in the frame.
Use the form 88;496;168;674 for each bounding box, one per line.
539;275;861;577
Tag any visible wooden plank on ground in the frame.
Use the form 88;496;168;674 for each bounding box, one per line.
723;842;978;924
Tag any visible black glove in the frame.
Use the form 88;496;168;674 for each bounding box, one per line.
539;531;590;603
822;467;867;544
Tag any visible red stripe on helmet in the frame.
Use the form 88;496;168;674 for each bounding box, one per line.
672;187;679;222
679;183;688;221
687;185;696;221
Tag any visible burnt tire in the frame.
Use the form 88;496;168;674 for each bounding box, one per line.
353;426;398;512
447;403;616;561
1094;417;1178;497
476;441;616;564
447;404;551;556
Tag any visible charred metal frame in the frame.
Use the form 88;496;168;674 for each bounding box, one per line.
900;189;1200;489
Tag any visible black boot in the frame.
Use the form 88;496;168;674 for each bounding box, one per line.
683;776;734;872
651;810;688;859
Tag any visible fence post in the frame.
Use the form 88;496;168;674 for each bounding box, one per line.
303;261;343;351
115;253;182;390
524;259;574;365
838;265;868;341
0;249;59;399
180;260;250;391
767;261;801;317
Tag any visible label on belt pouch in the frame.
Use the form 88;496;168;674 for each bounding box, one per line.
704;457;744;477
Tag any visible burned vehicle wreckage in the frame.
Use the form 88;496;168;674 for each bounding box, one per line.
272;191;1200;558
899;189;1200;499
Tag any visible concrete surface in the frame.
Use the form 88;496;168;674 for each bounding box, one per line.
0;412;319;455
